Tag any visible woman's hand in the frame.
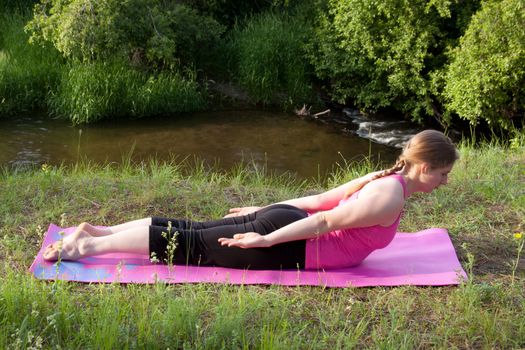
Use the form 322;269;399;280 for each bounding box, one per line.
223;206;261;218
218;232;270;248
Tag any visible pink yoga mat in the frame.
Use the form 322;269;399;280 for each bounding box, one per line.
29;224;467;287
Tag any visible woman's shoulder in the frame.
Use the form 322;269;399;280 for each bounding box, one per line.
346;175;405;226
359;175;405;204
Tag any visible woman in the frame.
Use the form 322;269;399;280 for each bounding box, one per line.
43;130;459;270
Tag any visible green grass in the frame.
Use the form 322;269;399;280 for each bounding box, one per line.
49;61;207;124
229;11;315;109
0;11;62;116
1;138;524;348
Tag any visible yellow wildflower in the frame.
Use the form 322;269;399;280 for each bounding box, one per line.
514;232;523;240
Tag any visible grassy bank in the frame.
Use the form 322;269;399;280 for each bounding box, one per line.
0;9;207;123
0;11;62;116
49;61;206;124
1;139;524;348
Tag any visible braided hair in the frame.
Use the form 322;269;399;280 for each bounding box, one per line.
343;130;459;199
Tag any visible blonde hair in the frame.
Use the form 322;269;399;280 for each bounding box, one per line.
343;130;459;199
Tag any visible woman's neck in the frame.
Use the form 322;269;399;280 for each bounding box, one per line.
399;167;422;197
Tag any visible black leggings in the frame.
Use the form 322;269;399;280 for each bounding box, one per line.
149;204;308;269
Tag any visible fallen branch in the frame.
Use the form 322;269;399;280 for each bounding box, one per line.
313;109;330;117
295;104;330;118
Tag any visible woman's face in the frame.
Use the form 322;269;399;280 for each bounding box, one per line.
419;163;454;193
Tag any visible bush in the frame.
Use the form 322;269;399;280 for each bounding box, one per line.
49;61;206;124
26;0;224;70
443;0;525;128
230;11;314;108
0;12;62;116
309;0;479;123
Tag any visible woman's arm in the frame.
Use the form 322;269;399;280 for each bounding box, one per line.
219;176;404;248
224;171;382;217
277;171;379;211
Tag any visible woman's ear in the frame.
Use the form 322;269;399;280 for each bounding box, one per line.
419;162;431;174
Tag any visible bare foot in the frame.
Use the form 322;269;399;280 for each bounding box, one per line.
77;222;112;237
43;229;93;261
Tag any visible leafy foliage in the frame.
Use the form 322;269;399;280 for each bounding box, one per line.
443;0;525;128
309;0;479;123
2;0;524;129
25;0;225;70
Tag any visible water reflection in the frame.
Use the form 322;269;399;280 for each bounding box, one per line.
0;111;399;179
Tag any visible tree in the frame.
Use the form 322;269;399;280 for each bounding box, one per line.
443;0;525;128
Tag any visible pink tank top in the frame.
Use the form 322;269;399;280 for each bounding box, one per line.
304;174;406;270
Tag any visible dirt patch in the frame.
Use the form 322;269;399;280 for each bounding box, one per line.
454;232;522;276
